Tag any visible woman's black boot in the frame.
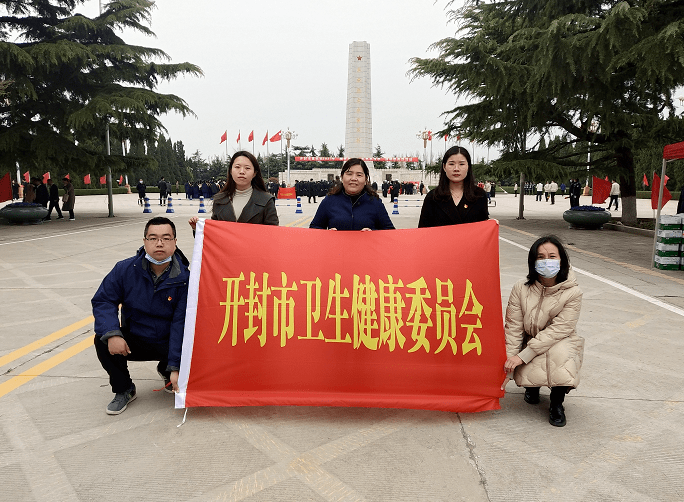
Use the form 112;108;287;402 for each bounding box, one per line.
549;386;569;427
523;387;540;405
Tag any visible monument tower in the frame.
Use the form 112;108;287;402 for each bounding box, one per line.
345;41;373;163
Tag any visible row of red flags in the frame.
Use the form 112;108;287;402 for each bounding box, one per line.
21;171;122;185
592;174;673;209
219;130;464;146
221;130;282;146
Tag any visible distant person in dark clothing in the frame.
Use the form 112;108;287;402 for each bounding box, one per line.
45;178;63;220
136;179;146;206
34;177;49;207
569;179;582;208
158;177;167;206
307;179;317;203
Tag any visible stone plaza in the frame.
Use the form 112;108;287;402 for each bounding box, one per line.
1;191;683;501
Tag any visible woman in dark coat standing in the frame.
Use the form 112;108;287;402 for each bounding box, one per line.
418;146;488;227
309;158;394;231
188;151;278;232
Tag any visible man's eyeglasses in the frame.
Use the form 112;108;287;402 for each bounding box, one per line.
145;237;175;243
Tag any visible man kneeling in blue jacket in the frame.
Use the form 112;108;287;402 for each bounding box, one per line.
92;217;190;415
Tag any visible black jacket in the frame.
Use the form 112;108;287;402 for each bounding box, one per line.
418;188;489;227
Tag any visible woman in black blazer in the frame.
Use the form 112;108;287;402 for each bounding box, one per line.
188;151;278;231
418;146;488;227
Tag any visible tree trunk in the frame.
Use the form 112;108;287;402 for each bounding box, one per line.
616;146;637;226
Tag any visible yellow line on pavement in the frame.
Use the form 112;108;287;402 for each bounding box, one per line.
0;316;94;370
285;216;312;227
0;336;93;399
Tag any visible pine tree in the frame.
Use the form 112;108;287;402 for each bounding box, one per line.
0;0;202;178
410;0;684;224
373;144;386;169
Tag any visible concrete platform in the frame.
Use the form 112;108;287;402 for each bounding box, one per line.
0;191;682;501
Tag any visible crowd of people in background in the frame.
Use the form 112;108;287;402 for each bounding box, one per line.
11;176;75;220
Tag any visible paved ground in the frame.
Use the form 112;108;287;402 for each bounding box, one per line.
1;191;683;501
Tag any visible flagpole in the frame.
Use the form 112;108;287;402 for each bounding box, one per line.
266;133;270;180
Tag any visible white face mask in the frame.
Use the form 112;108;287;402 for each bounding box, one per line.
145;253;172;265
535;259;561;279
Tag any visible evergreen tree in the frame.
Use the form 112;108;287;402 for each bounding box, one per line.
410;0;684;224
373;144;386;169
319;142;334;169
0;0;202;179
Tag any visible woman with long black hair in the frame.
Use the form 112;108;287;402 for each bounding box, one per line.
418;146;488;227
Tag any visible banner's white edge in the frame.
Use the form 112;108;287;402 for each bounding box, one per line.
175;219;205;409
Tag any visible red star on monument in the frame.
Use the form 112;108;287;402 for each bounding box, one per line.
357;56;362;60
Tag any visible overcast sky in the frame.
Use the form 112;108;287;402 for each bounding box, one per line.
77;0;493;163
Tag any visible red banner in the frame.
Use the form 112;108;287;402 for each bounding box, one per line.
0;173;11;203
177;220;506;412
651;173;671;209
295;157;420;162
592;176;611;204
277;186;296;199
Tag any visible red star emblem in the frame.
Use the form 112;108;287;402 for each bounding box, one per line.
357;56;362;61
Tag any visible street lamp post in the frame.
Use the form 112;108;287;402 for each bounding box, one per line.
416;129;430;181
283;128;297;186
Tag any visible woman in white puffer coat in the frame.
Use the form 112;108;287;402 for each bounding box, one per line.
501;235;584;427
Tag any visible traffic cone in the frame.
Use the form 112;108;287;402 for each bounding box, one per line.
295;196;303;214
392;199;399;215
166;195;174;213
198;195;207;214
143;196;152;214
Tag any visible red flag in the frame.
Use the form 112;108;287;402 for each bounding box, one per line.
651;174;672;210
248;130;254;142
100;175;106;184
604;176;609;181
42;172;50;184
642;173;648;186
591;176;611;204
457;135;461;141
236;131;240;144
444;134;448;142
119;175;123;184
83;174;91;184
23;171;30;182
262;131;268;146
0;173;12;203
428;130;432;141
220;131;227;144
270;130;282;142
64;174;70;180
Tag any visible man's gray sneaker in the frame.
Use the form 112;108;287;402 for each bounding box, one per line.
106;386;136;415
158;370;174;394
